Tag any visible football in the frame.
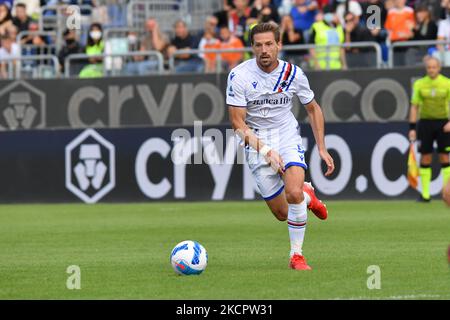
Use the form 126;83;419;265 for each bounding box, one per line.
170;240;208;275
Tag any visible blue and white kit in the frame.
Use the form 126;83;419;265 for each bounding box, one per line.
226;58;315;200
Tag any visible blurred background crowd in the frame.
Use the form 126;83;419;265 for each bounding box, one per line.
1;0;450;78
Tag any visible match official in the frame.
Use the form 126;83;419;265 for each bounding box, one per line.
409;56;450;202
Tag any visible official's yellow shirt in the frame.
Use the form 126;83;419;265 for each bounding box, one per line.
411;74;450;120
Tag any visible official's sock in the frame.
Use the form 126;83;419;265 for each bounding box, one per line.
287;201;307;257
441;163;450;188
303;191;311;206
420;166;432;200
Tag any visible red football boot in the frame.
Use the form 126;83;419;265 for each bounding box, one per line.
303;181;328;220
289;254;312;270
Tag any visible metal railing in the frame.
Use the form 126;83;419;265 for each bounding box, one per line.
64;51;165;77
169;41;383;73
127;0;187;36
388;40;450;68
0;55;60;79
104;27;141;41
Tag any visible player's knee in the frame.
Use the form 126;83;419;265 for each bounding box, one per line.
285;188;304;204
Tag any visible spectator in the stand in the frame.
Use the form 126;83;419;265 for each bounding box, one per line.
290;0;317;43
198;17;221;72
12;2;32;33
439;0;449;19
309;10;347;70
199;29;221;72
28;22;53;56
420;0;443;20
250;0;281;23
214;0;233;28
403;5;438;65
167;20;203;73
361;0;387;28
14;0;40;20
131;18;169;73
385;0;415;65
218;25;244;71
203;15;219;38
344;12;375;45
413;5;438;40
437;0;450;49
58;28;83;73
0;3;13;36
6;23;17;41
278;0;327;15
0;33;20;78
344;12;376;68
79;22;105;78
140;18;169;59
385;0;415;42
280;14;306;66
125;20;169;76
334;0;363;26
229;0;252;42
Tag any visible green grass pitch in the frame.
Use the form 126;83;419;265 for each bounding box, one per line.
0;200;449;299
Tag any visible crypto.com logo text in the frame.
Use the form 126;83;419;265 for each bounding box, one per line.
170;121;281;166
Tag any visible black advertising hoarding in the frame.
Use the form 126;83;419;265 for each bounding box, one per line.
0;67;448;130
0;123;440;203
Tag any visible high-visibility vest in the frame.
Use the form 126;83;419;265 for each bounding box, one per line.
310;21;344;70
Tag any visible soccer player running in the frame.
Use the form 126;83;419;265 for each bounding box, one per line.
409;56;450;202
227;22;334;270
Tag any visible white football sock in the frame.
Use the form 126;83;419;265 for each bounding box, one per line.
287;201;308;257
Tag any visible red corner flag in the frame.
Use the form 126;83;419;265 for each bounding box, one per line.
407;142;419;189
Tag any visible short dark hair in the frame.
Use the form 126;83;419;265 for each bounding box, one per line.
15;3;26;9
250;22;280;45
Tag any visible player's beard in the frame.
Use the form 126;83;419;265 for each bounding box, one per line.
259;54;274;67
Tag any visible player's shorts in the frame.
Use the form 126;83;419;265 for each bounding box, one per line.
417;119;450;154
245;133;307;201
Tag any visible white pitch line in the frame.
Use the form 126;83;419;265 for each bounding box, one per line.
331;294;444;300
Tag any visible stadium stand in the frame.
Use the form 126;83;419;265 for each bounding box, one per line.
0;0;450;78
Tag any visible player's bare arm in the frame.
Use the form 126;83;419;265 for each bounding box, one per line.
409;104;418;141
304;99;335;176
228;106;284;174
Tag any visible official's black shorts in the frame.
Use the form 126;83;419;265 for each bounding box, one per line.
417;119;450;154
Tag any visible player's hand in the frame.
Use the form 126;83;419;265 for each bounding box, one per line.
408;129;416;142
443;121;450;133
264;150;285;175
319;149;334;176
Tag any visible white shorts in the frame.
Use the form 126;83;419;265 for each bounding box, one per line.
245;134;307;201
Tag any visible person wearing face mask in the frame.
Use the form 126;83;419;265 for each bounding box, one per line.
58;28;82;74
308;10;347;70
79;23;105;78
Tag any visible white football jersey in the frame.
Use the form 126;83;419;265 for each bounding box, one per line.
226;58;314;147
